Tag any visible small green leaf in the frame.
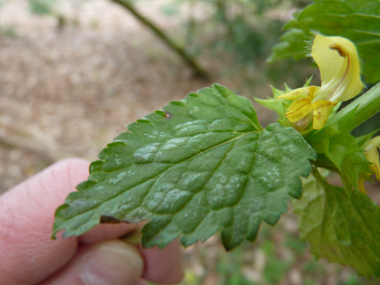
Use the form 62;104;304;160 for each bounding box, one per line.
307;126;372;192
53;84;316;250
269;0;380;84
254;85;289;120
355;129;380;149
294;170;380;278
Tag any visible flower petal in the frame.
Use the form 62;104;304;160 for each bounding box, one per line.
276;86;312;101
312;100;338;129
364;136;380;181
285;89;314;122
312;35;345;86
358;178;367;194
312;35;364;102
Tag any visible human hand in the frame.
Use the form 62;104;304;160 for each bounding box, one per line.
0;158;184;285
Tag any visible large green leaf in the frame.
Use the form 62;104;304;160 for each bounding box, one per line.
268;0;380;84
53;84;316;250
294;170;380;278
267;28;313;62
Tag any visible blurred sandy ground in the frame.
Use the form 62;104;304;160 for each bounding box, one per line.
0;0;277;193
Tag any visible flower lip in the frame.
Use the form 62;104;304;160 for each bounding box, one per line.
312;35;364;103
323;44;351;102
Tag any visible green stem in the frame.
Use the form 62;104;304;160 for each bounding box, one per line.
326;82;380;131
110;0;209;79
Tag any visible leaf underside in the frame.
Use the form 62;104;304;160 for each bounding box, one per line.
53;84;316;250
268;0;380;84
294;171;380;278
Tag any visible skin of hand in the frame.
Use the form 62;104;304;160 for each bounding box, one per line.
0;158;184;285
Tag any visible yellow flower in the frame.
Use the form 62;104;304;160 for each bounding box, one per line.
277;35;364;131
359;136;380;193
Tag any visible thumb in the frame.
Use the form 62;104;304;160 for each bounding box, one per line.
41;240;144;285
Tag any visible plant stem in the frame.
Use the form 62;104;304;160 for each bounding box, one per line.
328;82;380;131
110;0;209;78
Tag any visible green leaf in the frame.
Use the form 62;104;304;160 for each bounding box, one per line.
53;84;316;250
254;85;290;121
294;170;380;278
268;0;380;84
355;129;380;149
267;28;312;62
307;126;372;192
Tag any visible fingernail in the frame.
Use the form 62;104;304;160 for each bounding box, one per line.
80;240;144;285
